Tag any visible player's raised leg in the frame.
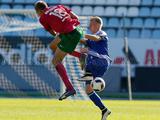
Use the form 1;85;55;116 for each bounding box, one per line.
52;47;76;100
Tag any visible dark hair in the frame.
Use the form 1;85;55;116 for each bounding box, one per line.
34;1;47;10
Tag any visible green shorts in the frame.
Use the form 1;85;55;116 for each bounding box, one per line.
58;26;84;53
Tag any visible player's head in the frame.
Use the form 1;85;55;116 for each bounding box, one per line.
34;0;48;16
89;16;103;34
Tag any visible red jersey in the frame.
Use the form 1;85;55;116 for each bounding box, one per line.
39;5;80;34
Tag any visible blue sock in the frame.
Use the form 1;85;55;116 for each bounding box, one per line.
88;91;106;111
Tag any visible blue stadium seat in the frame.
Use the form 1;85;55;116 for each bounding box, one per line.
14;15;23;21
132;18;143;28
95;0;106;5
144;18;155;28
107;0;117;5
61;0;71;4
152;30;160;39
106;29;116;38
154;0;160;5
151;7;160;17
118;0;128;5
124;18;131;27
116;7;127;16
105;7;116;16
82;6;93;16
108;18;119;27
84;0;94;4
102;18;107;27
25;5;34;9
128;29;140;38
72;0;83;4
139;7;150;17
35;29;46;37
129;0;140;5
47;0;60;4
127;7;139;17
141;29;151;38
156;19;160;28
93;6;105;16
1;0;12;3
142;0;153;5
71;6;81;15
24;17;35;22
0;5;11;9
25;0;37;3
117;29;124;38
13;5;24;9
14;0;25;3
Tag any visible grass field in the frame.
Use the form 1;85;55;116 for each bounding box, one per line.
0;99;159;120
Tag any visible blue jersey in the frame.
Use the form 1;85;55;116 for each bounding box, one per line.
85;30;112;78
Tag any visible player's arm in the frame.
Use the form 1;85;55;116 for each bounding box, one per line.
85;34;101;41
48;30;57;36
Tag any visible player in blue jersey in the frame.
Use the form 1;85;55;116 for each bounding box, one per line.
79;16;112;120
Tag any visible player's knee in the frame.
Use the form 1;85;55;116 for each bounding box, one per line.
85;84;94;94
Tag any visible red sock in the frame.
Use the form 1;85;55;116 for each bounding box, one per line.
55;63;74;91
69;51;81;58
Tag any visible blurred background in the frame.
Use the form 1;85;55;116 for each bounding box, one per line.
0;0;160;100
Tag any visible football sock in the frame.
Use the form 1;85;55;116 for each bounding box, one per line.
88;91;106;111
69;51;81;58
55;63;74;91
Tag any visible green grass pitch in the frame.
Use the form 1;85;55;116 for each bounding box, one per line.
0;98;159;120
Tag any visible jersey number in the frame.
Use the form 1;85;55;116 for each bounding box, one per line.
49;8;69;22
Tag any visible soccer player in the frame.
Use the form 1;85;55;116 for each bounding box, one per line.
34;1;83;100
79;16;112;120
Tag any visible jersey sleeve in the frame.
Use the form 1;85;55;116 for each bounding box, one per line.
39;16;51;31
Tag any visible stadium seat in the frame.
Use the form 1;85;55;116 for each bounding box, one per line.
0;5;11;9
156;19;160;28
124;18;131;27
116;7;127;16
129;0;140;5
106;29;116;38
25;5;34;9
128;29;140;38
117;29;124;38
95;0;106;5
132;18;143;28
141;29;152;38
127;7;139;17
154;0;160;5
1;0;12;3
25;0;37;3
35;29;46;37
144;18;155;28
93;6;105;16
105;7;116;16
151;7;160;17
139;7;150;17
82;6;93;16
141;0;153;5
71;6;82;15
102;17;107;27
118;0;128;5
72;0;83;4
14;0;25;3
107;0;117;5
108;18;119;27
47;0;60;4
152;30;160;39
83;0;94;5
14;15;23;21
61;0;72;4
13;5;24;9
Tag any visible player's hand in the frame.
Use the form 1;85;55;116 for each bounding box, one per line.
80;48;88;53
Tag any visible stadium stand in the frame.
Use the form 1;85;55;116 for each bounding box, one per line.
0;0;160;38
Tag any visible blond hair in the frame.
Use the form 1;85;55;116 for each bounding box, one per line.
90;16;103;28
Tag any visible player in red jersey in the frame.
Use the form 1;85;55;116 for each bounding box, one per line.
35;1;84;100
